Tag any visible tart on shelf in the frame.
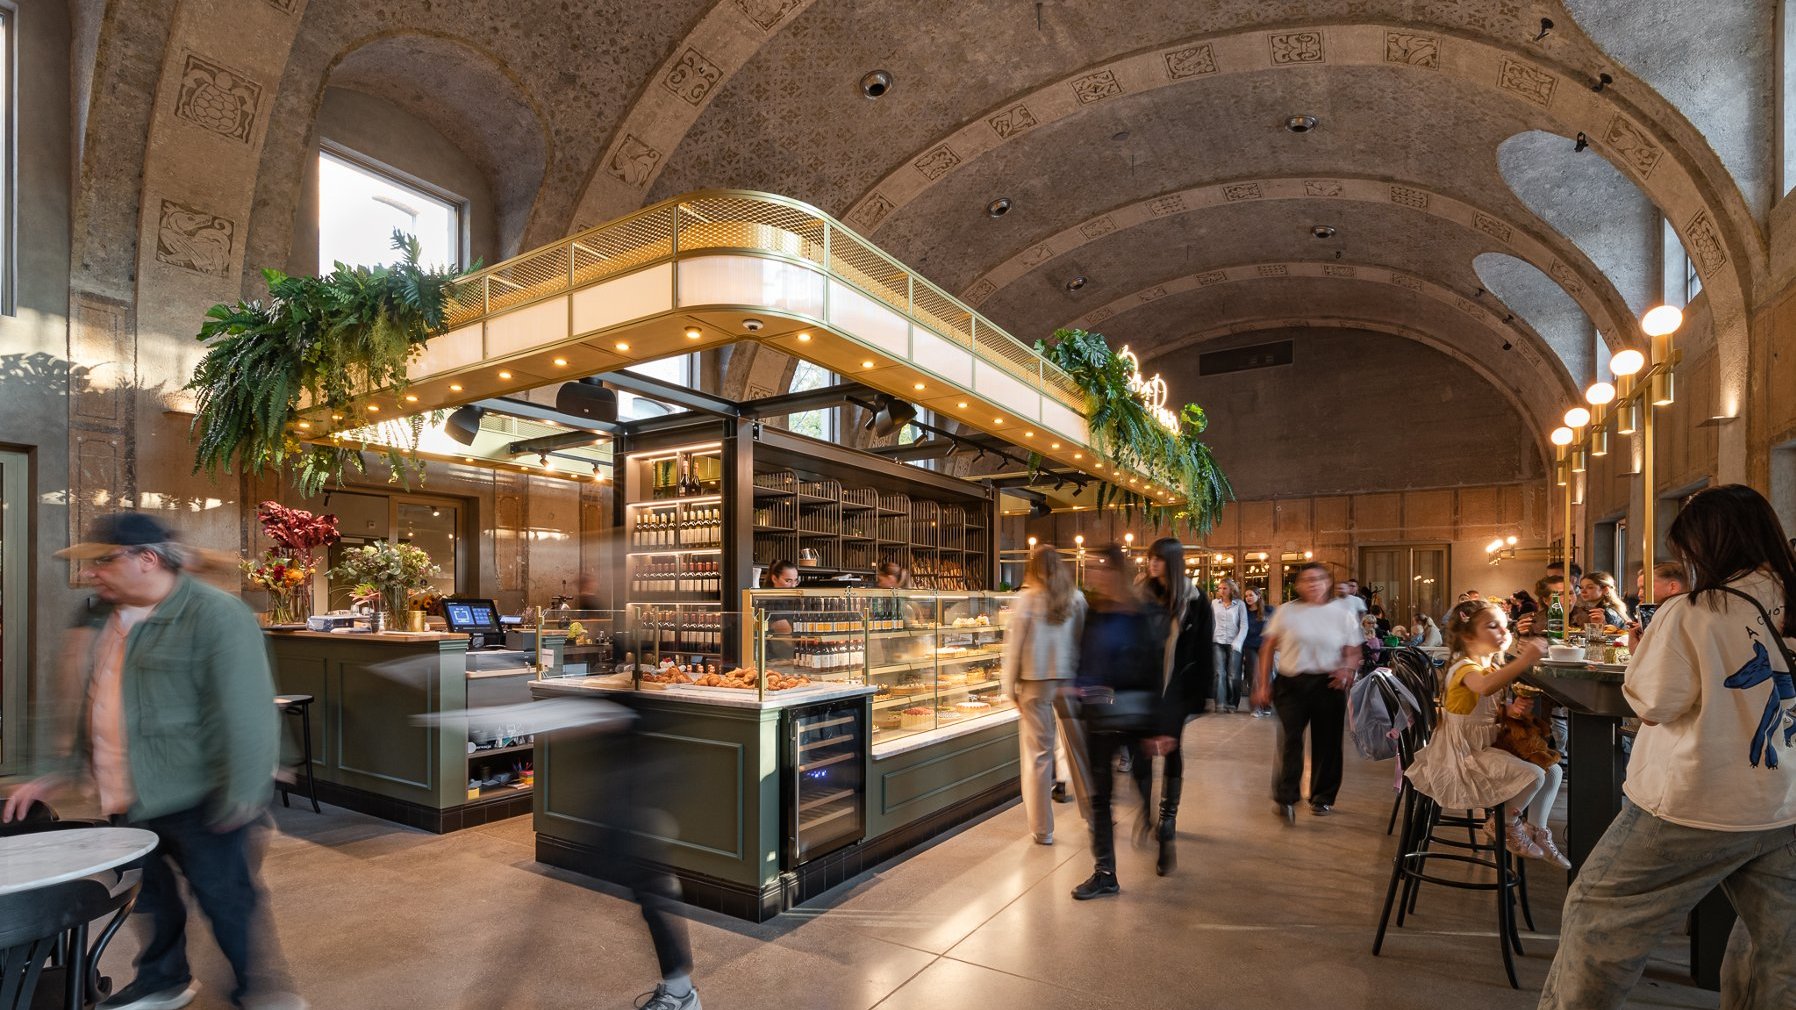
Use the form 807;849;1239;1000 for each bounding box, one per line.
900;707;933;730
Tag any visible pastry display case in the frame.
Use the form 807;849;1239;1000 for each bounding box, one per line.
742;588;1015;749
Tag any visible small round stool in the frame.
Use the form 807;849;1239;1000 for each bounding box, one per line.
274;694;321;814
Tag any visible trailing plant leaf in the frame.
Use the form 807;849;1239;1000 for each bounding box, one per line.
1036;328;1233;535
187;231;473;495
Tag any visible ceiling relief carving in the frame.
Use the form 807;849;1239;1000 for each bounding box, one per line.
960;176;1634;351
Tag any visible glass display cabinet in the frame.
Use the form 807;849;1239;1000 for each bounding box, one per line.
742;588;1015;750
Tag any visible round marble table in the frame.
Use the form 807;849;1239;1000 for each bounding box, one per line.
0;827;158;896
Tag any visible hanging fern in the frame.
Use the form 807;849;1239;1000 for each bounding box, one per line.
187;232;471;497
1035;328;1234;534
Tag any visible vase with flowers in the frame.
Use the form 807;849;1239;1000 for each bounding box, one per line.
332;541;440;629
244;500;340;625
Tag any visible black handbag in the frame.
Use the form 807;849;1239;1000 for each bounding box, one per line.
1079;686;1156;732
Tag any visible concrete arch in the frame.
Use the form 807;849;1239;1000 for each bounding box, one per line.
1144;316;1554;473
963;174;1639;350
1473;252;1598;383
1062;260;1575;397
554;0;825;246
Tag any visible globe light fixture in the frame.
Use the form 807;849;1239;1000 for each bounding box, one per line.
1563;407;1591;428
1585;381;1615;405
1641;304;1684;337
1610;348;1646;376
1550;426;1574;446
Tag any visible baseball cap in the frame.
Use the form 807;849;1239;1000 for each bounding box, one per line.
55;511;178;560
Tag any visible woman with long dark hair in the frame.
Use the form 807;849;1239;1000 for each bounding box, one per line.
1070;544;1174;900
1540;485;1796;1009
1242;588;1276;717
1138;536;1214;874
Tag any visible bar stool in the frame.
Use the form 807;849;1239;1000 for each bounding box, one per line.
274;694;320;814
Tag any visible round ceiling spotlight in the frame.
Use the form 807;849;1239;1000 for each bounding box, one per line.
1284;114;1319;133
1064;275;1087;292
1311;224;1337;239
859;69;894;100
987;197;1013;218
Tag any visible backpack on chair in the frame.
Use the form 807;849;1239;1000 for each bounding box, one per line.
1349;667;1419;761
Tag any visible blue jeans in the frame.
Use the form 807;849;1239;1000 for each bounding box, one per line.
1213;645;1242;710
128;806;286;1005
1539;800;1796;1010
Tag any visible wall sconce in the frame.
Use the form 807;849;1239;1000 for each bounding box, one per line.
1590;423;1609;457
1617;400;1640;435
1570;446;1587;473
1651;369;1675;406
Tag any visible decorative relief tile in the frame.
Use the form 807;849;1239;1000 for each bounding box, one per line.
174;54;262;143
605;134;661;187
1384;32;1439;68
913;144;961;180
1196;270;1228;286
154;199;235;277
1163;44;1217;79
1138;285;1168;302
1147;194;1186;216
964;278;997;304
1257;264;1288;277
1070;69;1123;105
1683;210;1728;276
1602;115;1664;178
1080;217;1117;240
852;193;894;230
1548;260;1583;293
1473;212;1512;242
1224;183;1263;202
1390;272;1423;290
1455;297;1477;314
1021;244;1054;266
1304;179;1344;197
1497;60;1557;107
262;0;299;12
1086;306;1115;324
1268;31;1325;65
987;104;1038;139
1323;264;1356;277
1389;185;1430;208
732;0;801;31
662;47;723;106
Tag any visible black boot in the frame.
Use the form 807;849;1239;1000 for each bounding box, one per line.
1156;776;1181;876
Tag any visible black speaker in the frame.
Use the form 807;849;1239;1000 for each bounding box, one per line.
867;394;918;438
444;405;484;446
555;380;619;422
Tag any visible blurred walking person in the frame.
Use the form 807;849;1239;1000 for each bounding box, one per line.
1137;537;1214;874
2;513;301;1010
1001;544;1090;844
1242;588;1276;717
1251;562;1363;822
1210;578;1247;712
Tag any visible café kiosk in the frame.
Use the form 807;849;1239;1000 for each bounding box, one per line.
267;600;563;832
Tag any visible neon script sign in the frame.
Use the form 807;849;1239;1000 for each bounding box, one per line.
1117;345;1180;433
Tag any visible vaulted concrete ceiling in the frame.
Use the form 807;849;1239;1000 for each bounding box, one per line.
76;0;1775;471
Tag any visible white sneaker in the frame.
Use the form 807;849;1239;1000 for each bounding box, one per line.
1528;823;1572;869
99;981;197;1010
635;984;700;1009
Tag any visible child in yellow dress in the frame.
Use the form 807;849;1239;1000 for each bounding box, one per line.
1404;600;1569;865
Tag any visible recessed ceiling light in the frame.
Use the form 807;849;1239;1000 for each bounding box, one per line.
1312;224;1337;239
552;357;568;367
986;197;1013;218
449;383;463;392
1064;275;1087;292
685;327;702;339
1050;442;1061;449
366;404;380;413
615;342;630;351
993;417;1004;424
463;457;474;463
861;360;875;368
1024;430;1035;438
1074;452;1082;459
1285;114;1319;133
330;413;343;420
913;382;925;390
498;370;512;380
297;421;312;429
798;332;811;342
860;69;893;99
957;401;969;408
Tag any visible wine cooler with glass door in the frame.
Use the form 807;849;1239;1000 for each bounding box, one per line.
784;699;866;865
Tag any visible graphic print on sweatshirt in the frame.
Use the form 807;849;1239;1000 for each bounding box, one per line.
1722;629;1796;769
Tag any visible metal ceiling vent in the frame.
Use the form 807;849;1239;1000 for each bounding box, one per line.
860;70;894;99
1284;115;1319;133
987;197;1013;218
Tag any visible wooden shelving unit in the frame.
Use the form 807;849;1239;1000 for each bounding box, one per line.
751;471;987;590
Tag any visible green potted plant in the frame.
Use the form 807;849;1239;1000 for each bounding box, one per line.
332;541;441;631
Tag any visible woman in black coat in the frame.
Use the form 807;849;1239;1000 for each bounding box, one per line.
1135;536;1215;875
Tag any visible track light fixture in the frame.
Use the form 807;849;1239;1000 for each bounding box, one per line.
1591;73;1613;92
1533;17;1553;42
863;393;918;438
445;405;485;446
1574;132;1589;152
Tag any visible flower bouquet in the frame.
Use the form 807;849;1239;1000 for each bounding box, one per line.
245;500;339;624
332;541;441;626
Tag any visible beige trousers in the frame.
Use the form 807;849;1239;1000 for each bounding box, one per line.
1016;678;1090;840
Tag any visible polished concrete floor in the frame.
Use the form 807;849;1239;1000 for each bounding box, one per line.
105;715;1717;1009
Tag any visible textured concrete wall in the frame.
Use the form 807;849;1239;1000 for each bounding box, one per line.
1146;327;1546;500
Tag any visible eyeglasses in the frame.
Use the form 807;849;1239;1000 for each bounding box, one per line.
87;549;136;567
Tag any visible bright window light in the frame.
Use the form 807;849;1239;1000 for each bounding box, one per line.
620;354;696;421
786;362;835;442
318;148;460;272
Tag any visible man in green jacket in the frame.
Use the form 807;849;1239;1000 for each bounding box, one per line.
2;512;300;1010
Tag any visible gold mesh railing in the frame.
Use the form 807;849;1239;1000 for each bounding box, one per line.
438;190;1087;416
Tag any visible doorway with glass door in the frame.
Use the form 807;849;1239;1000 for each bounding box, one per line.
1357;544;1447;636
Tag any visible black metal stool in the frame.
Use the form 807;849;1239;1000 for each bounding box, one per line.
274;694;320;814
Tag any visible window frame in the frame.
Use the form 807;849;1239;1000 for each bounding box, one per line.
785;361;838;443
0;2;16;316
317;139;469;273
0;447;27;774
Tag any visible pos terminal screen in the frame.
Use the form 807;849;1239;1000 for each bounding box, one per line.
442;598;502;634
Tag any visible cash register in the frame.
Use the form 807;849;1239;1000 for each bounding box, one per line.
443;597;505;649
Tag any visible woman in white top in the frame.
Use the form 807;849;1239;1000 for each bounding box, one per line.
1540;485;1796;1009
1211;579;1248;712
1001;544;1089;845
1409;613;1443;648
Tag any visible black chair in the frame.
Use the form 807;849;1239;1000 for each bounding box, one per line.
1372;668;1529;988
274;694;321;814
0;871;142;1009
